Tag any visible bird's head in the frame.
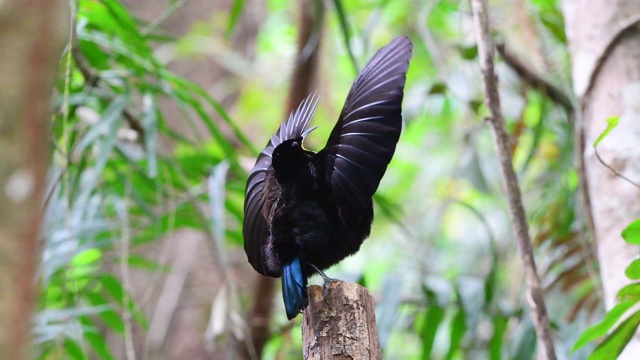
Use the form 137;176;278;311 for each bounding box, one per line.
272;137;310;184
272;125;317;185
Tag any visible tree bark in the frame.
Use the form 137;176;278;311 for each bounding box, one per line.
302;281;381;360
562;1;640;358
0;1;68;359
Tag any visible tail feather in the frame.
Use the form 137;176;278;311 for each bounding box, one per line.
282;258;308;320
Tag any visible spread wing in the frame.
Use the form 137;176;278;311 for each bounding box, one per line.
243;93;319;277
316;36;412;231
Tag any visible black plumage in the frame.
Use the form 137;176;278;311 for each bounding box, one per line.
243;36;413;319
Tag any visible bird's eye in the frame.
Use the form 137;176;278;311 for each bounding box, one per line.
292;141;300;148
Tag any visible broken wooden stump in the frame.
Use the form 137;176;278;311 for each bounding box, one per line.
302;281;381;359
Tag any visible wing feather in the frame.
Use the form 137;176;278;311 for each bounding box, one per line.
243;93;319;277
316;36;412;229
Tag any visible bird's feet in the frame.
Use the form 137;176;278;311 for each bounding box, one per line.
309;263;337;303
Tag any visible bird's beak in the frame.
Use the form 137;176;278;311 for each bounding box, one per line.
301;126;317;139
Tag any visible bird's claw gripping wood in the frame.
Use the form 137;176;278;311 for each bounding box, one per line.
243;36;413;320
309;263;336;304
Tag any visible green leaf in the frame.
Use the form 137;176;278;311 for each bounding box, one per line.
64;338;88;360
134;202;203;245
622;218;640;245
167;59;257;155
625;259;640;280
617;283;640;302
101;0;154;58
73;98;126;222
159;75;243;174
428;82;447;95
420;306;446;360
539;7;567;44
78;39;109;70
489;315;508;360
589;310;640;360
81;316;114;360
572;300;636;352
127;254;169;271
593;116;620;147
469;99;483;114
85;292;125;334
225;0;246;38
98;274;149;329
484;265;497;304
457;44;478;60
446;309;468;359
84;332;114;360
98;274;124;301
76;95;128;153
520;94;546;173
71;248;102;267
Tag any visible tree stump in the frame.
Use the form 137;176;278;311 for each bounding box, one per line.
302;281;381;359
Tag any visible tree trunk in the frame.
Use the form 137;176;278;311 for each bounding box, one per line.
562;1;640;358
302;282;381;360
0;1;68;359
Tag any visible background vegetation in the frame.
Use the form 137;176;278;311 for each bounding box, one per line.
27;0;640;358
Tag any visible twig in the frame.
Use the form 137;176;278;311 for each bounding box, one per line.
594;149;640;189
71;40;146;142
496;43;574;114
470;1;557;359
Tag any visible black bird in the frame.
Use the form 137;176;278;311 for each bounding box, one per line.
243;36;412;320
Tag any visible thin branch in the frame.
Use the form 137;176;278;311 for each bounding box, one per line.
71;41;146;142
122;111;146;140
594;149;640;189
496;43;574;114
470;1;557;359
